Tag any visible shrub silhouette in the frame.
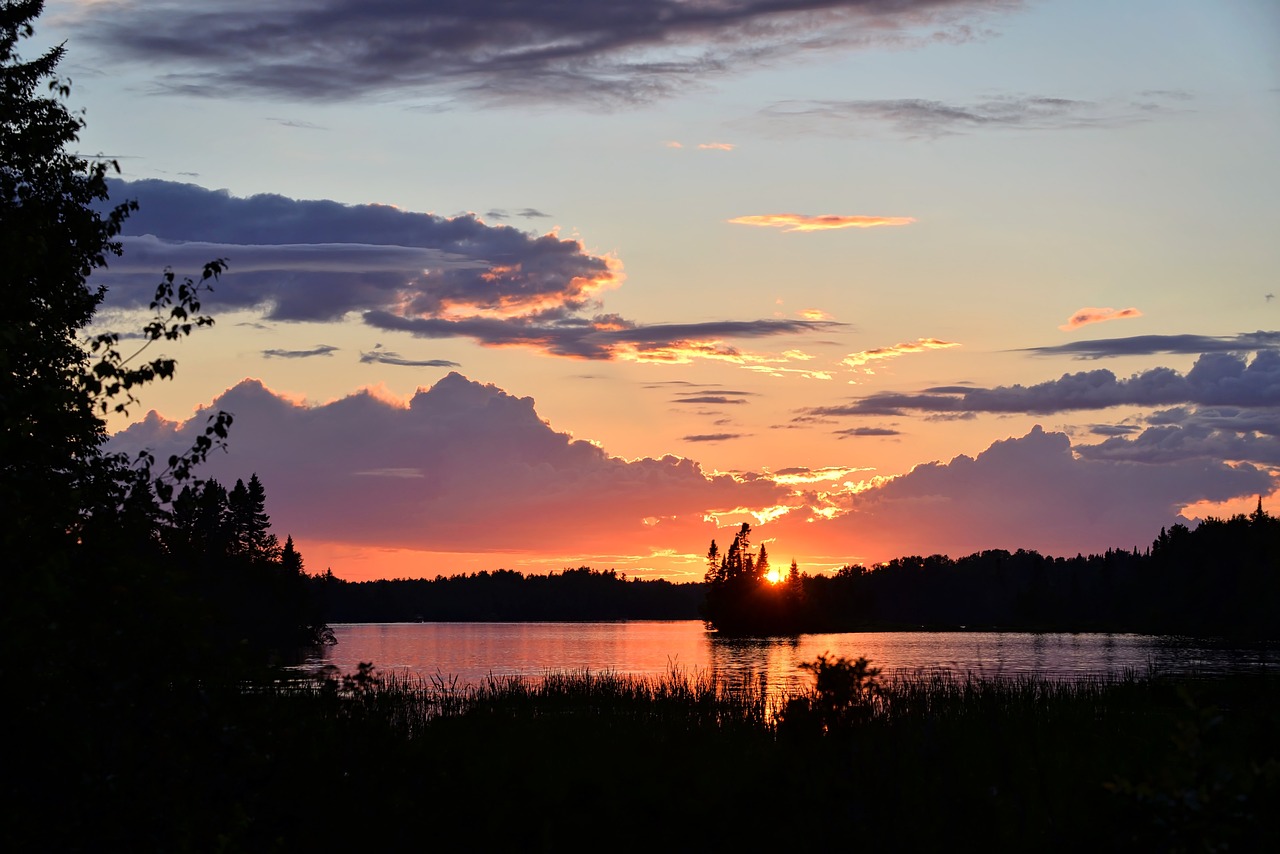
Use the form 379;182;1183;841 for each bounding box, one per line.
781;653;882;734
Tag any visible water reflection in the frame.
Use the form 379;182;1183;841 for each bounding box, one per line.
298;621;1274;692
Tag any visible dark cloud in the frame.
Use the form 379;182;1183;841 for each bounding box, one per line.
805;352;1280;417
1024;331;1280;359
97;179;613;323
73;1;1016;107
753;92;1183;137
483;208;549;221
96;179;840;361
1078;423;1280;467
262;344;338;359
672;396;750;405
109;373;787;553
359;347;460;368
835;426;901;437
365;312;844;361
1086;424;1142;437
683;433;749;443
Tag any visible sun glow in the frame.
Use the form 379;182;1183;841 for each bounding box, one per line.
764;567;784;584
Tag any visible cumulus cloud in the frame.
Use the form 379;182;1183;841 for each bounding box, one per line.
768;426;1271;563
753;92;1184;138
262;344;339;359
96;180;842;362
72;1;1018;107
1025;331;1280;359
1078;424;1280;467
107;376;1276;571
109;373;789;553
1058;306;1142;331
806;352;1280;417
728;213;916;232
841;338;959;370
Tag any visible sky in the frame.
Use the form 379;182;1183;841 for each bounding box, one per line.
34;0;1280;580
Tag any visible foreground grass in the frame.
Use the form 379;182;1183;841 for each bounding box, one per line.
19;664;1279;851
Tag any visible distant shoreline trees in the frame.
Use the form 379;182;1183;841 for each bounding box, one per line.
700;504;1280;638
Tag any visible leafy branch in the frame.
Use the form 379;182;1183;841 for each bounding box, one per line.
81;258;235;503
81;258;226;416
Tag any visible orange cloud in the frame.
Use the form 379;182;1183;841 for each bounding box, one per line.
665;141;684;148
615;341;829;378
841;338;960;370
698;142;735;151
799;308;832;320
728;213;916;232
1059;307;1143;331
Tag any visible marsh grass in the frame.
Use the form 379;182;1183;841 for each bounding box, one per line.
33;661;1274;852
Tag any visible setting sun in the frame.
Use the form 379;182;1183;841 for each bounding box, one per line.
765;567;784;584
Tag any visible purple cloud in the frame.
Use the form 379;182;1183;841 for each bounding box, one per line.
73;1;1017;107
96;180;843;360
806;352;1280;417
754;92;1184;138
109;373;788;554
1023;331;1280;359
771;425;1271;563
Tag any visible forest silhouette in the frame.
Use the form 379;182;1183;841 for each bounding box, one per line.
698;507;1280;637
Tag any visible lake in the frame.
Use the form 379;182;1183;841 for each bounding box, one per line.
297;621;1274;695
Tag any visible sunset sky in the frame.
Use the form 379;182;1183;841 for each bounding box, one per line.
39;1;1280;580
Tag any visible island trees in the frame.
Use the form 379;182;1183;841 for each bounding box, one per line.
702;523;807;633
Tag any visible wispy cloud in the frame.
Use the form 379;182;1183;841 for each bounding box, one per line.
266;117;327;131
484;207;552;220
71;1;1018;108
683;433;749;443
729;213;916;232
262;344;339;359
754;92;1187;138
835;426;901;437
697;142;735;151
841;337;959;370
1058;306;1142;331
672;390;755;405
359;346;460;368
1024;331;1280;359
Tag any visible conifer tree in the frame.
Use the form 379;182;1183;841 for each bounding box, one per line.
280;535;304;575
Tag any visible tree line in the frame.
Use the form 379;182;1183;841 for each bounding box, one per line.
701;505;1280;637
314;566;704;622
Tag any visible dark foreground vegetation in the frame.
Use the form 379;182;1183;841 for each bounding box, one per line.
13;660;1276;851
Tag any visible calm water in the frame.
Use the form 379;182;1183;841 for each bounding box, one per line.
297;622;1274;695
